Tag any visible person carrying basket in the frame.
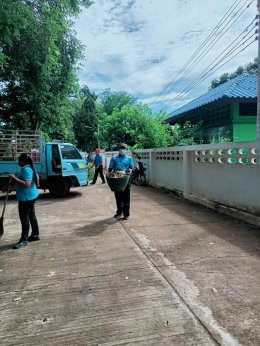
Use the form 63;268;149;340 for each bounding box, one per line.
108;144;134;220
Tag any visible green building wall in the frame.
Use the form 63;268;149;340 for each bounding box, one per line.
169;101;256;143
231;103;256;142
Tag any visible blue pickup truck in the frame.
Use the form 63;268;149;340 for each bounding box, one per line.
0;131;88;197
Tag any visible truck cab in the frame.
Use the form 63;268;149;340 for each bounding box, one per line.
44;142;88;197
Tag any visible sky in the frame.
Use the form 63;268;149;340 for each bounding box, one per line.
74;0;257;114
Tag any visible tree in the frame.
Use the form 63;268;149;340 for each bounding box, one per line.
97;90;201;150
73;86;101;150
99;90;137;115
170;121;202;146
99;103;172;150
210;58;258;89
0;0;92;140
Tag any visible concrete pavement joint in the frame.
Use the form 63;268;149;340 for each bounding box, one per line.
119;227;244;346
171;254;256;266
140;251;256;265
98;331;206;346
117;225;222;346
126;221;234;228
0;267;151;296
0;282;57;295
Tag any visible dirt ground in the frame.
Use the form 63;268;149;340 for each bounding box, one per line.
0;183;259;346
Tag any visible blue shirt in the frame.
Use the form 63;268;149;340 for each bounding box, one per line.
94;154;103;166
109;154;134;173
16;165;39;202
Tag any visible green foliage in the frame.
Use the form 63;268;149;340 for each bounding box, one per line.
87;165;95;181
0;0;92;141
170;121;202;146
97;90;172;150
99;90;137;115
72;90;202;151
73;86;100;150
210;58;257;89
98;102;171;150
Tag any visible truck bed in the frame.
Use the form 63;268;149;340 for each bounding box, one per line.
0;131;41;162
0;131;45;178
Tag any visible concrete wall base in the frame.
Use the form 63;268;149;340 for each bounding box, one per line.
149;183;260;228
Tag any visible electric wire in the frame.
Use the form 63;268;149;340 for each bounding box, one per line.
163;0;254;107
166;39;256;115
166;31;255;107
159;14;256;111
166;39;255;111
151;0;245;105
161;40;254;111
152;0;254;106
166;20;256;105
164;36;256;113
162;0;254;100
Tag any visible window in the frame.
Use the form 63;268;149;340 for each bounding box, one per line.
52;144;61;172
239;103;257;116
60;145;82;160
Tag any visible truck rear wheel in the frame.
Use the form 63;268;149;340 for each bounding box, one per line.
49;179;70;197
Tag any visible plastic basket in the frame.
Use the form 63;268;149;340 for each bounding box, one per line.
106;174;130;192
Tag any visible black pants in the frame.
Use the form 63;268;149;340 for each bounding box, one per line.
18;198;39;241
115;184;131;217
93;165;105;183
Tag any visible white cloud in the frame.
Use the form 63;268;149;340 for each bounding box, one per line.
75;0;257;112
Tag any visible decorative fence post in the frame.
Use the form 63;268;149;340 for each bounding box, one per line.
149;150;155;185
183;149;192;197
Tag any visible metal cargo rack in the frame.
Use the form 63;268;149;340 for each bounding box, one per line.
0;130;42;162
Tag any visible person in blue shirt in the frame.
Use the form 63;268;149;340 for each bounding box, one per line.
109;144;134;220
91;148;105;184
9;153;40;249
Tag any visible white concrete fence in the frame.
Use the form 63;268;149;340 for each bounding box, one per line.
104;142;260;225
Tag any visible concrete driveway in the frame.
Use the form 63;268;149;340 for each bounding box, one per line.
0;183;259;345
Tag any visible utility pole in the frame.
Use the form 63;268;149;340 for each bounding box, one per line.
97;124;100;149
257;0;260;141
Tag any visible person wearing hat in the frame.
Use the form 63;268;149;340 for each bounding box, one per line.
108;144;134;220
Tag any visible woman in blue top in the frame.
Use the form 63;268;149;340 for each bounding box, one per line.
9;153;40;249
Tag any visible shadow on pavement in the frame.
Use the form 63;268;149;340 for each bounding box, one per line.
133;185;260;258
74;218;117;237
39;191;82;201
0;191;82;203
0;243;14;254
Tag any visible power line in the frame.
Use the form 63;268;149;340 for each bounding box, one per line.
163;0;254;100
164;34;256;112
159;12;256;111
173;40;255;111
152;0;253;106
168;21;255;104
151;0;246;105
